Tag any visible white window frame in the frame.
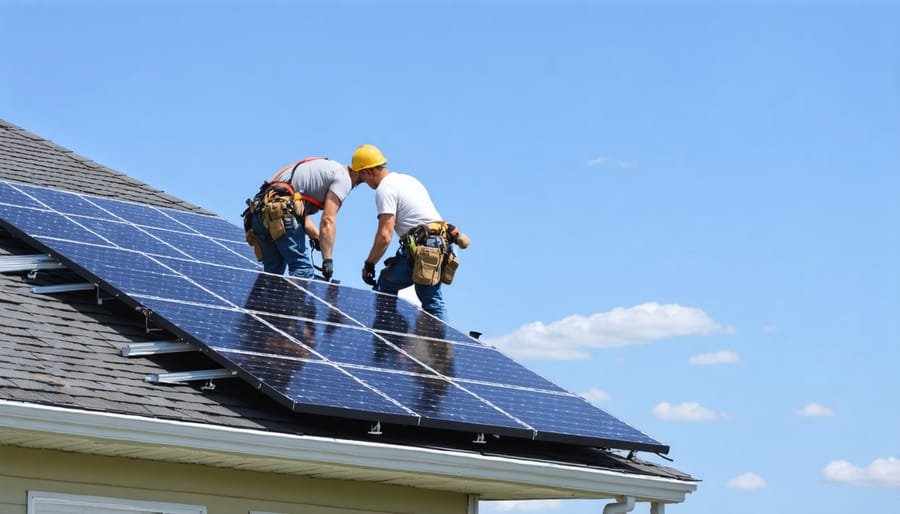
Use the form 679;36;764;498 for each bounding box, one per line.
28;491;206;514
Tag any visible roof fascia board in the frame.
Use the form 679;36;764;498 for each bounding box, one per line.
0;400;697;502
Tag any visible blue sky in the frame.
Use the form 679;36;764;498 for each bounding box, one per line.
2;1;898;513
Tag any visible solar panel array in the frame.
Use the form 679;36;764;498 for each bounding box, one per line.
0;180;667;453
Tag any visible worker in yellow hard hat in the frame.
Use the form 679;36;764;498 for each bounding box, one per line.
243;157;365;281
352;144;468;320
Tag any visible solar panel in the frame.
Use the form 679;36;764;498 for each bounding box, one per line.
0;180;668;453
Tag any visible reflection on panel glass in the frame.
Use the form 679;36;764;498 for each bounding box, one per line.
464;383;662;447
347;367;527;432
377;331;563;392
220;352;413;418
139;298;318;360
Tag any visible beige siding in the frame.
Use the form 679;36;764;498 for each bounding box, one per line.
0;446;467;514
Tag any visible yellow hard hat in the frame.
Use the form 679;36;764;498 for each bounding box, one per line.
351;144;387;172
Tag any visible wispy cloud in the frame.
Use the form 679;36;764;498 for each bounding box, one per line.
483;500;563;512
580;388;612;404
727;472;768;490
823;457;900;488
653;401;727;421
587;156;608;167
689;350;740;365
486;302;727;360
761;324;778;333
617;160;636;169
796;402;835;417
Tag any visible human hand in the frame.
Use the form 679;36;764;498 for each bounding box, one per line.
322;258;334;281
362;261;377;286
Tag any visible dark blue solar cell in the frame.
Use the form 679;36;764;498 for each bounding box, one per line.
137;298;319;360
464;383;664;449
218;352;413;419
215;239;261;264
40;239;172;275
375;332;564;391
261;316;430;373
12;183;110;217
72;217;189;258
302;281;476;343
0;205;110;246
0;181;43;208
145;228;260;269
164;209;246;241
87;196;189;231
347;367;531;435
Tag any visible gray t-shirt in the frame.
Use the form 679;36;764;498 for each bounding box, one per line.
277;158;352;215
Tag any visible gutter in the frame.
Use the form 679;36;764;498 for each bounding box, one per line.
0;400;697;503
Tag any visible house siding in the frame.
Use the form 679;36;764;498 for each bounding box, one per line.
0;446;466;514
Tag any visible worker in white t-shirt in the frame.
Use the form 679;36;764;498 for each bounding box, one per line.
352;144;467;320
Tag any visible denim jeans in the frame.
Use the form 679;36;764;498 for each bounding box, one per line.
249;211;314;278
375;235;446;320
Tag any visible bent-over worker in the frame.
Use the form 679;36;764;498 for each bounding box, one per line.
244;157;364;280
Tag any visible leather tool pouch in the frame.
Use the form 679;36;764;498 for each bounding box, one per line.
412;246;443;286
441;251;459;285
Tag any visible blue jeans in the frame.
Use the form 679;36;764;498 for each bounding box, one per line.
376;236;446;320
250;211;314;278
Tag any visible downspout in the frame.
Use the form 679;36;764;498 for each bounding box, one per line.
651;503;665;514
603;496;635;514
467;494;479;514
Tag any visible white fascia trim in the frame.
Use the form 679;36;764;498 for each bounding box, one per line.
0;400;697;502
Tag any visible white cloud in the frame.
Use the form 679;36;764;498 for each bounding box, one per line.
587;156;608;167
580;388;612;404
689;350;740;365
483;500;563;512
485;302;726;360
762;324;778;333
823;458;900;488
653;401;727;421
796;402;835;417
727;472;768;490
617;160;636;169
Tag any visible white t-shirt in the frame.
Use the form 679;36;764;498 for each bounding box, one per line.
374;172;442;237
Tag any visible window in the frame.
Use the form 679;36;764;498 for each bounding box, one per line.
28;492;206;514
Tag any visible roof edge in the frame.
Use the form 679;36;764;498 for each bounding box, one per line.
0;400;697;503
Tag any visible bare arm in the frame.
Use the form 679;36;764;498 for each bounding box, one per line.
317;191;342;260
366;213;395;265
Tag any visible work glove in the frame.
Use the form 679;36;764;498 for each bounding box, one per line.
362;261;377;287
321;258;334;281
309;237;321;252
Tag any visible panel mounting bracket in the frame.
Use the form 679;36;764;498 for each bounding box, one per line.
121;341;197;357
145;368;237;385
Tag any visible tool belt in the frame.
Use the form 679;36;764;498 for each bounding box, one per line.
402;222;465;286
241;181;306;260
241;157;329;261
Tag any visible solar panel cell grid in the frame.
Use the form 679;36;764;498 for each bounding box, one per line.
0;180;668;453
